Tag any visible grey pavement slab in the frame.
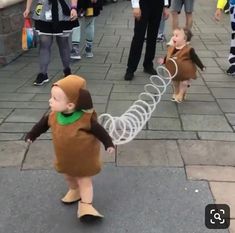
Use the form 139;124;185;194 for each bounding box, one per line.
178;102;223;115
178;140;235;166
198;132;235;141
226;113;235;125
0;133;23;141
5;109;47;123
211;88;235;98
186;165;235;182
181;115;233;132
0;166;225;233
148;117;181;131
0;141;26;167
117;140;183;167
217;99;235;113
0;122;35;133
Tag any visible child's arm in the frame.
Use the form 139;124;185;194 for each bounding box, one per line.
89;118;115;151
25;115;50;143
214;0;227;21
70;0;78;20
190;48;206;71
23;0;33;18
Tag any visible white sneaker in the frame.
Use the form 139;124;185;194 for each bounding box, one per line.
70;48;81;60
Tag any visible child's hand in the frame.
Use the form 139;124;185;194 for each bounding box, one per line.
106;147;115;154
70;9;78;21
23;9;30;18
214;8;222;21
202;67;206;71
157;57;164;65
26;139;32;144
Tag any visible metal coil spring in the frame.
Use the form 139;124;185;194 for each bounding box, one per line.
98;59;178;145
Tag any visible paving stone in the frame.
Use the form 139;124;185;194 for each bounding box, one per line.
0;109;12;118
105;52;122;63
206;82;235;88
6;109;47;123
187;85;210;94
0;141;26;167
87;83;113;95
198;132;235;141
100;36;119;47
181;115;233;131
117;140;183;167
200;58;218;67
202;74;234;82
31;94;50;101
178;140;235;166
0;133;23;141
0;122;34;133
0;101;48;109
182;94;214;102
211;88;235;98
149;117;181;131
0;84;22;93
178;102;222;115
196;50;217;58
136;130;198;140
78;65;110;74
152;101;178;117
186;165;235;182
209;182;235;218
226;113;235;125
201;67;225;74
106;100;133;115
0;93;35;101
217;99;235;113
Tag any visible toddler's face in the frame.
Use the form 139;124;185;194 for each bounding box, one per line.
49;86;70;112
172;29;186;47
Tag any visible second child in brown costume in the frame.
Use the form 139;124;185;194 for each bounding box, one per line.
158;27;205;103
25;75;115;220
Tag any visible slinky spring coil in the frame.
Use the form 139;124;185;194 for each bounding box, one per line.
98;58;178;145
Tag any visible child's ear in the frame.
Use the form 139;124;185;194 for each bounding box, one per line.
77;89;93;110
67;102;76;111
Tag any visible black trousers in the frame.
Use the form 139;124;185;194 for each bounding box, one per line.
127;0;164;73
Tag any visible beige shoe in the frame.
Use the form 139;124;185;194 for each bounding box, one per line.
61;188;80;204
77;201;104;219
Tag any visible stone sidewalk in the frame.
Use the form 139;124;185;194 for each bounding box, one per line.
1;0;235;232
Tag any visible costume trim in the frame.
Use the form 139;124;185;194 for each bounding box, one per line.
56;111;84;125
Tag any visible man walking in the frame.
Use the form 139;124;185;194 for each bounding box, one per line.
124;0;169;80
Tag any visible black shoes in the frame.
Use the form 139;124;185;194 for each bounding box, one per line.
63;67;71;77
33;73;49;86
124;71;134;81
226;65;235;76
144;67;157;75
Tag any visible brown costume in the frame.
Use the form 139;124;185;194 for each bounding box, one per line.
26;75;114;177
165;44;197;81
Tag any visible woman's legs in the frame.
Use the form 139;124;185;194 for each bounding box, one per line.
56;35;71;76
33;35;52;86
71;26;81;59
85;17;95;58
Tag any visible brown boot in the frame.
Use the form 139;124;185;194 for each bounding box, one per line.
77;201;104;219
61;188;80;204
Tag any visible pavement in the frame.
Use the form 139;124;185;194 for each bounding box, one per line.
0;0;235;232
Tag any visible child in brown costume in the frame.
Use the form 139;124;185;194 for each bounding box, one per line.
25;75;115;220
158;27;205;103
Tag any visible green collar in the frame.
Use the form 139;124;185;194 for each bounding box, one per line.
56;110;84;125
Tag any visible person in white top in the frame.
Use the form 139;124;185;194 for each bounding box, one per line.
124;0;170;80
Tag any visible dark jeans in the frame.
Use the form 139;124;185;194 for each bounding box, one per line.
127;0;164;73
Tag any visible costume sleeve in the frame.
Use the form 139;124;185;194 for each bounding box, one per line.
190;48;205;70
25;114;50;142
90;118;114;150
217;0;227;9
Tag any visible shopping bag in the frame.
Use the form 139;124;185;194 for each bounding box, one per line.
22;18;37;50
